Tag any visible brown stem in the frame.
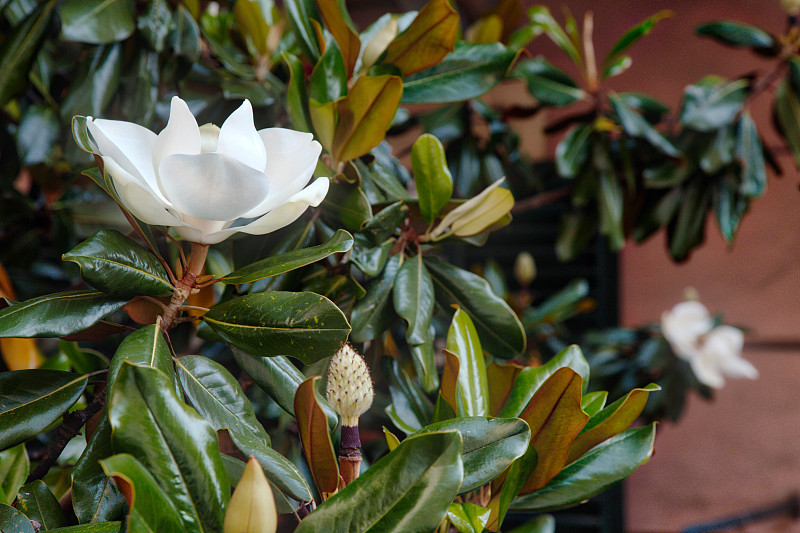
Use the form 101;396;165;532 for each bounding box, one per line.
338;424;362;486
160;243;209;331
511;187;572;214
27;389;106;483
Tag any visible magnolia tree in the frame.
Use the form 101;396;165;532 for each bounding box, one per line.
0;0;794;532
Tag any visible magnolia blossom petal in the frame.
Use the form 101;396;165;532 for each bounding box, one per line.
174;217;232;244
152;97;201;175
158;153;270;221
117;181;185;227
217;100;267;172
661;300;712;360
690;353;725;388
203;177;330;244
703;326;758;380
87;118;159;193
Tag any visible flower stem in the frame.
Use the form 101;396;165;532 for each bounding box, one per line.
160;242;209;331
338;424;362;485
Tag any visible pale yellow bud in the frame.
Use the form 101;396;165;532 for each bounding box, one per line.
513;252;536;287
325;343;374;426
224;456;277;533
781;0;800;14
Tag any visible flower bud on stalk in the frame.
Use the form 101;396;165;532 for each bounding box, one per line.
223;456;277;533
325;344;374;485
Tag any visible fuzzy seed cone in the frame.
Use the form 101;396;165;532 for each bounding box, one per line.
224;456;277;533
326;343;374;426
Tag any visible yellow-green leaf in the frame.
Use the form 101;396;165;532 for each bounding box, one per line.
411;133;453;225
381;0;458;77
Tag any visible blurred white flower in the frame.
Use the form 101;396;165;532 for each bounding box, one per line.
86;96;328;245
661;300;758;388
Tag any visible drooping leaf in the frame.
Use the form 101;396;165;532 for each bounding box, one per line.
16;480;68;530
0;443;28;505
108;363;230;533
220;230;353;284
332;74;403;163
696;20;775;52
99;453;184;533
735;112;766;197
555;123;592;178
518;367;589;493
416;417;529;493
401;42;517;104
511;424;656;512
72;417;126;524
775;78;800;167
383;357;434;434
204;292;350;365
425;257;525;358
411;134;453;224
513;57;585;107
0;291;128;339
295;431;463;533
0;370;87;451
0;0;57;107
393;254;435;346
63;230;172;298
668;181;711;261
381;0;458;77
609;93;679;157
294;376;339;496
566;383;659;463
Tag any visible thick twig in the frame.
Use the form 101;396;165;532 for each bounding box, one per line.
511;187;572;214
26;389;107;483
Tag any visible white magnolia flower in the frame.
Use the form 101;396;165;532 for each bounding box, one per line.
86;96;328;245
661;300;758;388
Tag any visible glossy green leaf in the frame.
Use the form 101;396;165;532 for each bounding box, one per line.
350;236;392;277
393;253;435;346
333;74;403;163
499;345;590;419
603;54;632;78
699;126;735;174
0;443;28;505
736;112;766;197
523;279;590;327
309;44;348;104
696;20;775;51
775;78;800;167
204;292;350;365
60;0;135;44
294;376;339;496
295;431;463;533
320;182;373;232
137;0;172;52
417;417;529;493
447;502;490;533
0;0;56;107
360;201;407;245
487;446;538;531
511;424;656;512
609;93;679;157
412;134;453;224
668;182;711;261
72;417;126;525
603;10;672;73
220;230;353;284
713;171;748;244
16;103;59;166
108;363;230;533
518;367;588;493
581;391;608;418
0;290;128;339
284;0;321;61
523;6;581;65
383;357;434;434
593;143;625;251
99;453;184;533
0;504;35;533
107;325;177;398
402;42;517;104
60;44;122;120
445;309;489;417
315;0;360;77
0;370;87;450
555;209;597;262
425;256;525;358
555;123;592;178
16;480;68;530
514;57;585;107
351;254;402;342
283;52;313;132
408;330;438;393
63;230;172;298
48;524;121;532
567;383;659;463
507;515;555;533
169;5;200;60
680;76;747;132
381;0;458;77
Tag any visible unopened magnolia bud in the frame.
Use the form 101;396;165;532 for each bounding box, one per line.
224;456;277;533
325;344;374;426
514;252;536;287
781;0;800;14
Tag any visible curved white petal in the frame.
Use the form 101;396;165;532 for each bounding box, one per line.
690;353;725;388
703;326;758;380
117;181;185;227
258;129;320;190
203;177;330;243
158;153;270;221
87;118;158;193
661;300;712;360
240;147;321;218
174;217;233;244
152;97;201;178
217;100;267;172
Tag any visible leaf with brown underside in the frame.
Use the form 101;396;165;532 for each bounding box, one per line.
381;0;458;77
487;361;523;417
315;0;360;77
440;349;460;414
518;367;588;493
294;376;340;497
